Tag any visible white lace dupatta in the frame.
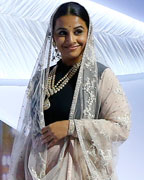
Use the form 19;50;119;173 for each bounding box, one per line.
8;6;130;180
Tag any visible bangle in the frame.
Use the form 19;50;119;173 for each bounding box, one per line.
68;119;75;136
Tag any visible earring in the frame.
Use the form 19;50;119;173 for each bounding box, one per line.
53;41;56;47
52;45;61;61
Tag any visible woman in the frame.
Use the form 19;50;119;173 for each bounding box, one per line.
9;2;130;180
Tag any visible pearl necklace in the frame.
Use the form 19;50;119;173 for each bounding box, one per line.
44;61;81;110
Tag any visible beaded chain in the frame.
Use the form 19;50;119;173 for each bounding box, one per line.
43;61;81;110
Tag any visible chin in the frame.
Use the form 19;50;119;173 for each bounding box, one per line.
63;52;82;61
64;55;81;62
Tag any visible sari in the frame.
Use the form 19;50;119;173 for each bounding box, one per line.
8;3;130;180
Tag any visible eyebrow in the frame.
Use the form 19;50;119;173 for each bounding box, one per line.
55;26;84;32
74;26;84;30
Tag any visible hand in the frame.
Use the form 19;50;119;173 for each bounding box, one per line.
41;120;69;149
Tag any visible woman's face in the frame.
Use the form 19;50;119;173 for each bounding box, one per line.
53;15;88;65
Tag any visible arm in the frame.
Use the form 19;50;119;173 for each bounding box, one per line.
68;68;131;143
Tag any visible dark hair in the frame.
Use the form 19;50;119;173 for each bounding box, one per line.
52;2;90;31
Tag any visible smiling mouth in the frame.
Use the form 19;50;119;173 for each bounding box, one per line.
65;45;80;51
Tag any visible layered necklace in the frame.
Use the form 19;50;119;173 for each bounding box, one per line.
43;61;81;110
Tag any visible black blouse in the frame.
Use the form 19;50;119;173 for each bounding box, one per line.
44;60;79;126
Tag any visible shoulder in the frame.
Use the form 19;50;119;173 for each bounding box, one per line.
97;64;120;87
99;67;121;89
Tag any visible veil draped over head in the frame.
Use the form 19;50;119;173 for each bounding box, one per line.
9;2;130;180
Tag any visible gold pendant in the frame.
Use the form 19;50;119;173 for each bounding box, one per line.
43;98;51;110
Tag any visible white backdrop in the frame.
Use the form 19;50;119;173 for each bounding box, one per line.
117;77;144;179
1;0;144;179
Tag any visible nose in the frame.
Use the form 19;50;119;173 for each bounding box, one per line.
65;32;76;45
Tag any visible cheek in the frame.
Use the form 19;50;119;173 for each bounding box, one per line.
55;37;65;49
78;35;88;46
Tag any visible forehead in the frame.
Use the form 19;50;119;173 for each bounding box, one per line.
54;15;87;29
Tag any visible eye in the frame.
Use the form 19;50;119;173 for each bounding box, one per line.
58;31;67;36
74;29;83;35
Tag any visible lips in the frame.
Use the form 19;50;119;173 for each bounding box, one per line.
65;45;80;51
